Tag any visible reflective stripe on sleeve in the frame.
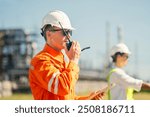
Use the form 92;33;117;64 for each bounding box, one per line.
54;76;59;94
48;71;60;93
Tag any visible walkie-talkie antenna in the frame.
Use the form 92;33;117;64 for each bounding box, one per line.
59;22;71;42
81;47;90;51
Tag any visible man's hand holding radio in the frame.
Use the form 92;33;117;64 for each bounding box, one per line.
65;41;81;64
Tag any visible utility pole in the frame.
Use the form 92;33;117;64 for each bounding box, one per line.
105;21;111;66
134;41;139;78
103;21;112;77
117;24;124;43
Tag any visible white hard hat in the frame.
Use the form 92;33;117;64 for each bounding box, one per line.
41;10;74;30
110;43;131;56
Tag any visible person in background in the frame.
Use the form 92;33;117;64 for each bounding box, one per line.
107;43;150;100
29;10;104;100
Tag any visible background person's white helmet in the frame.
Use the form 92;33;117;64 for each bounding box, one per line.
110;43;131;56
41;10;74;30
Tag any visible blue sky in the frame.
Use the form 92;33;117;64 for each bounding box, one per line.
0;0;150;81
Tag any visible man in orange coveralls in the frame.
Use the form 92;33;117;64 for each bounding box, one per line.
29;10;104;100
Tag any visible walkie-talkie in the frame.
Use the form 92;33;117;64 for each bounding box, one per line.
67;41;91;51
66;41;72;51
59;22;72;50
58;22;90;51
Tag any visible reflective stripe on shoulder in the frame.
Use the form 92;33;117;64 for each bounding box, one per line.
48;71;60;94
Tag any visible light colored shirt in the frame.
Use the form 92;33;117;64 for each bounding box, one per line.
109;66;143;100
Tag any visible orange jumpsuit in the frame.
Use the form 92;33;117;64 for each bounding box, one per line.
29;44;81;100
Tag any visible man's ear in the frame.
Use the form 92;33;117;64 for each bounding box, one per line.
46;31;51;37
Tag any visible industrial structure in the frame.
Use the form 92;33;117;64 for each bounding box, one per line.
0;29;37;95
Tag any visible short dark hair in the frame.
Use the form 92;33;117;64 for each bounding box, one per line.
111;52;125;63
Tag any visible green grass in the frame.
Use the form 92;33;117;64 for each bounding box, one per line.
133;92;150;100
0;92;149;100
0;93;33;100
102;92;150;100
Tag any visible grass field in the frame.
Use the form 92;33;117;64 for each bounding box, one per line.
0;92;149;100
1;81;149;100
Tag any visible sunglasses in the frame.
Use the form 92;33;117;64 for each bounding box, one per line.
123;55;129;60
51;29;72;36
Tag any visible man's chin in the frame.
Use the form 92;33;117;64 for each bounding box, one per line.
62;44;66;49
